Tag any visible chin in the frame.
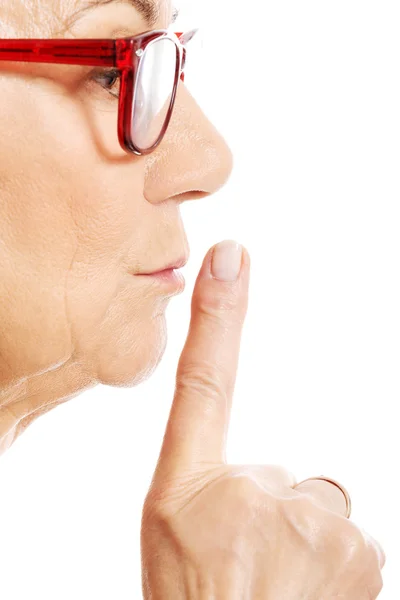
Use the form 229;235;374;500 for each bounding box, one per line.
92;311;168;388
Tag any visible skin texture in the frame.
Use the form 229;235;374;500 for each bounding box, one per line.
0;0;233;451
0;1;385;597
141;243;385;599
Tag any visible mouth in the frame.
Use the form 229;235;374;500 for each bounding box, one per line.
132;255;188;293
138;256;189;275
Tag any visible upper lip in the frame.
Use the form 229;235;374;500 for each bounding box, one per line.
137;255;189;275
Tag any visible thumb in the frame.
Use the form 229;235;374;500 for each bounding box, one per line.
154;240;250;482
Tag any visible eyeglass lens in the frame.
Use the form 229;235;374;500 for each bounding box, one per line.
131;37;179;151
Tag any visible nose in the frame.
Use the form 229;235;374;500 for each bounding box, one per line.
143;84;234;203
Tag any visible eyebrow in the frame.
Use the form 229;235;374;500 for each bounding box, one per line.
64;0;179;33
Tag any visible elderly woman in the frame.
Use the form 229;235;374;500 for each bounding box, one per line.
0;0;385;598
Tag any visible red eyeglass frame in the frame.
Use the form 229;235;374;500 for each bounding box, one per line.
0;29;197;155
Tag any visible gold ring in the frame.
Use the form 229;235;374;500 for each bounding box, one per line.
296;476;352;519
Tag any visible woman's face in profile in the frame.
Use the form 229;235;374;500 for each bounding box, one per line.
0;1;232;393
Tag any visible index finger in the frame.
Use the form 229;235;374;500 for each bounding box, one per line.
154;240;250;481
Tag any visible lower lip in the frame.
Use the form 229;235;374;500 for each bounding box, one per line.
136;268;185;291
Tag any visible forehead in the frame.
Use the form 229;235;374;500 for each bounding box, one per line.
68;0;171;24
0;0;171;36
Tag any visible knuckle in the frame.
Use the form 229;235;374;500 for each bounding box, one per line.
277;495;385;597
176;360;227;400
346;525;371;561
224;474;266;511
142;486;173;522
272;464;295;480
365;571;384;599
315;519;367;562
278;494;347;547
196;286;241;317
363;531;386;568
239;464;296;494
142;499;168;532
334;522;375;566
346;537;366;567
282;492;317;518
264;464;297;487
366;539;383;566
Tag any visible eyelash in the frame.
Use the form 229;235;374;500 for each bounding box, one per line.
91;67;122;99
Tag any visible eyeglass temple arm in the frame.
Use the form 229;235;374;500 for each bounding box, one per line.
0;39;116;66
0;29;197;84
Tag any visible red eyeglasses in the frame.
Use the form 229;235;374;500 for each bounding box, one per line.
0;29;198;156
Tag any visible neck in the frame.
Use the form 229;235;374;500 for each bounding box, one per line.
0;360;96;455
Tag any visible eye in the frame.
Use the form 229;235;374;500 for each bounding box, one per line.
91;68;121;99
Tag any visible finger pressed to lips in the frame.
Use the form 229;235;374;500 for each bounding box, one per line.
154;242;250;481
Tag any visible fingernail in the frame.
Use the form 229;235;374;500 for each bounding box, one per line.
211;240;243;282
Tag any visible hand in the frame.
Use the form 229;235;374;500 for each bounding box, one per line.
140;240;384;599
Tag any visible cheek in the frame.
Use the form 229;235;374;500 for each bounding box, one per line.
0;164;77;384
88;98;122;158
65;270;170;386
0;262;74;385
62;171;171;386
0;81;163;386
0;76;145;255
3;73;124;162
0;114;81;382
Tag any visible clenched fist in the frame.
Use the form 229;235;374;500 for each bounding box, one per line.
141;240;384;599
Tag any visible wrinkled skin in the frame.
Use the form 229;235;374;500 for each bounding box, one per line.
0;0;233;450
141;244;385;599
0;2;385;598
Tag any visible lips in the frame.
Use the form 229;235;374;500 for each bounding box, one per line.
147;267;175;276
138;255;188;276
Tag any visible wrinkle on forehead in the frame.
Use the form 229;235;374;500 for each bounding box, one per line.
0;0;76;36
0;0;171;36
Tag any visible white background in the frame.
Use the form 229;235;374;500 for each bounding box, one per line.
0;1;399;598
